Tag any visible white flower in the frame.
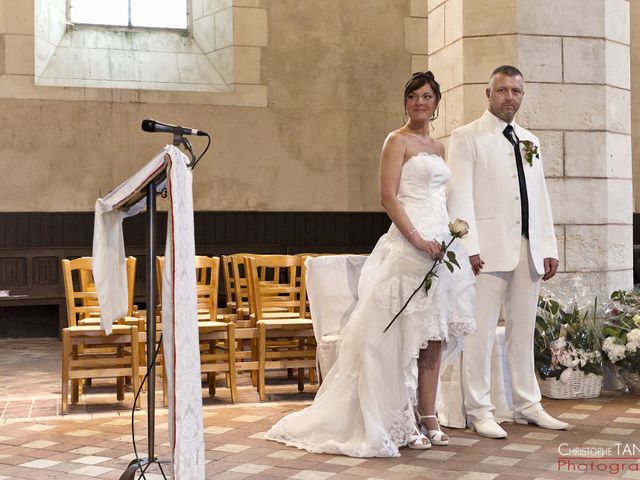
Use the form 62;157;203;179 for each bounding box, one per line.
448;218;469;238
559;367;574;384
603;336;627;363
626;341;639;353
633;314;640;327
627;328;640;344
550;337;567;350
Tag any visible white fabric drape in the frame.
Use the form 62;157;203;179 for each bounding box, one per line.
92;145;205;479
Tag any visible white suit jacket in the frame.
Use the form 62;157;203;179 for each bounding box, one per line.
447;110;558;275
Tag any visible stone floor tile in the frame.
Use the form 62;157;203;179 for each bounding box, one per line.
267;449;307;460
481;455;521;466
20;440;58;449
214;444;252;453
456;473;499;480
557;412;589;420
502;443;540;452
232;415;266;423
600;427;635;435
69;446;108;455
583;437;619;446
70;465;114;476
19;458;61;469
230;463;272;474
71;455;112;465
416;449;457;460
324;456;366;466
614;417;640;424
448;437;480;446
22;424;56;432
288;470;336;480
522;432;559;441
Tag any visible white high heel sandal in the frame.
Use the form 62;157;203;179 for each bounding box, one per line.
407;424;431;450
416;411;449;446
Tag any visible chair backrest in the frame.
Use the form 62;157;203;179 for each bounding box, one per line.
195;255;220;319
221;255;235;309
245;255;307;323
157;255;219;319
62;256;137;326
228;253;262;312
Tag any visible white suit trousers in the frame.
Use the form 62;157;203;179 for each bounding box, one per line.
462;238;542;422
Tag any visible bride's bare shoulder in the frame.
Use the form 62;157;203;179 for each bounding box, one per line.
434;139;446;160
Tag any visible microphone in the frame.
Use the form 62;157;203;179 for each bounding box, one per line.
141;119;207;136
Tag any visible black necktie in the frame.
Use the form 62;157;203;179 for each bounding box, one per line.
503;125;529;238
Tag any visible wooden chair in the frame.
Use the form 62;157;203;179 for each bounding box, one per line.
221;255;235;314
226;253;256;321
156;255;237;403
63;256;138;327
244;254;317;401
60;257;140;413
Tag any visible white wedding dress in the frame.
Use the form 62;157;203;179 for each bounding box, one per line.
265;153;476;457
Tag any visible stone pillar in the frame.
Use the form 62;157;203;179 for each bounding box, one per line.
631;1;640;213
430;0;633;300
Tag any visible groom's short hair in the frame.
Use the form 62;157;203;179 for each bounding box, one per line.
490;65;523;80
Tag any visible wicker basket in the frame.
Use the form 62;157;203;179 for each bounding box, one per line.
538;369;603;399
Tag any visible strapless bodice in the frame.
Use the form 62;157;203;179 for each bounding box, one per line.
394;152;451;239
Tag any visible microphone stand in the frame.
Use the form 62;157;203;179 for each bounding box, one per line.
120;132;202;480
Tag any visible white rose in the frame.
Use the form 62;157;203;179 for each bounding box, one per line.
448;218;470;238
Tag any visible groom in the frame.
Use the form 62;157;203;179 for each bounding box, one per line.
447;65;568;438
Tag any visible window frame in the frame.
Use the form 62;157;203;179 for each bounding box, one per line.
67;0;189;31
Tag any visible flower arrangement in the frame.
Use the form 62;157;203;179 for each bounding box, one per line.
383;219;469;333
535;296;603;383
601;289;640;393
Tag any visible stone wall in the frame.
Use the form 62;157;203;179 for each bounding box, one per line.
0;0;415;212
428;0;634;298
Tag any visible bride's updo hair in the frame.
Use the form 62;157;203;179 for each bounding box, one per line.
403;71;442;106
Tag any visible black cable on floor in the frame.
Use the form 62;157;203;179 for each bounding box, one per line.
129;332;167;480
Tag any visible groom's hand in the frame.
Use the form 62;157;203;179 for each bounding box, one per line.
469;254;484;275
542;258;559;281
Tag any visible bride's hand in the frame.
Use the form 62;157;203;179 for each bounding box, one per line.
410;236;444;261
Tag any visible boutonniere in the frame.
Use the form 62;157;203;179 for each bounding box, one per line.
519;140;539;167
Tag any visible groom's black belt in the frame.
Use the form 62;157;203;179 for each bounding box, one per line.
503;125;530;239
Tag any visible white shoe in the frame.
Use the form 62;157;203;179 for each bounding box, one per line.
416;411;449;446
514;409;569;430
407;424;431;450
469;418;508;439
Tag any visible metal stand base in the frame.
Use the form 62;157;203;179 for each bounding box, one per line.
119;457;171;480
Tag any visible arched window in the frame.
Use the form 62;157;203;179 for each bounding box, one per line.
69;0;188;29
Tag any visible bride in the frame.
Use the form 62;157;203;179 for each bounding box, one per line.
265;71;476;457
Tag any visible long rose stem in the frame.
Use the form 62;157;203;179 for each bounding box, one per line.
383;237;456;333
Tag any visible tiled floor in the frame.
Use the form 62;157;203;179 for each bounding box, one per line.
1;338;639;479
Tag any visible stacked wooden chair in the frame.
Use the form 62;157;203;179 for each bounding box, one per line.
243;254;317;401
60;257;140;414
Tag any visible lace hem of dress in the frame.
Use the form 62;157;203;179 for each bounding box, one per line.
265;424;401;458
